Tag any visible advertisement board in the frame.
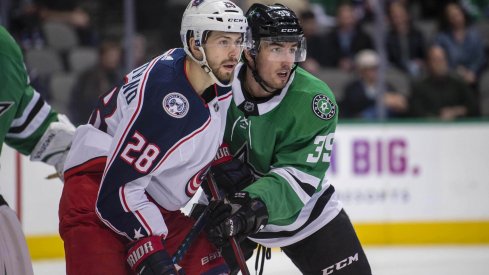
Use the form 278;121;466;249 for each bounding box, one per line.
1;122;489;258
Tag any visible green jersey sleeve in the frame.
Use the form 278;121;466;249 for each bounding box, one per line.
0;26;58;155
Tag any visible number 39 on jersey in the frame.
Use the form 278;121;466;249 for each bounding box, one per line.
306;133;334;163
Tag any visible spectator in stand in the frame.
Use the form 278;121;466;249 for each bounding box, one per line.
434;2;485;86
310;0;375;23
131;33;148;67
135;1;182;50
35;0;97;46
339;49;408;119
323;2;373;71
386;1;426;76
8;2;45;51
69;40;122;125
309;0;340;18
460;0;489;21
409;0;442;20
299;9;327;73
409;45;478;120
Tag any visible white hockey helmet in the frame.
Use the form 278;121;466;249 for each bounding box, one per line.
180;0;248;86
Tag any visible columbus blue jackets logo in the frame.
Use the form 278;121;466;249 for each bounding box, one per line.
163;92;189;118
312;94;336;120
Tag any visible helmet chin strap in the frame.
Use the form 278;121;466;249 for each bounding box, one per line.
185;46;232;87
200;47;234;87
243;55;277;94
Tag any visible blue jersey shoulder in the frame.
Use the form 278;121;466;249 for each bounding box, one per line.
146;48;187;90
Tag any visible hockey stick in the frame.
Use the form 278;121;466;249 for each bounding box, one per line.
172;204;211;264
206;173;251;275
46;172;59;180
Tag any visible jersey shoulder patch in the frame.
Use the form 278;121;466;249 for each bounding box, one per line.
290;69;337;121
311;94;336;120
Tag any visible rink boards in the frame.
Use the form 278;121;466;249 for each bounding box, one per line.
1;121;488;259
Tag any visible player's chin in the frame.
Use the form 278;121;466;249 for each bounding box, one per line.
270;78;288;89
216;71;233;83
221;64;236;74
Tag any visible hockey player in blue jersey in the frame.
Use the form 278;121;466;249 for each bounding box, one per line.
58;1;247;274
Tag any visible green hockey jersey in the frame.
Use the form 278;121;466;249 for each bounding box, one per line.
225;63;342;247
0;26;58;156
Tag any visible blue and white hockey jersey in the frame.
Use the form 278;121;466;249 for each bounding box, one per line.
63;48;232;240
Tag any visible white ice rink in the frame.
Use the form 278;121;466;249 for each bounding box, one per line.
33;245;489;275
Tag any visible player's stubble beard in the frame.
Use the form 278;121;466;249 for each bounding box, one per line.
209;57;239;84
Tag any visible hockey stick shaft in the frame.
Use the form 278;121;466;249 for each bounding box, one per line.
172;204;210;264
206;173;250;275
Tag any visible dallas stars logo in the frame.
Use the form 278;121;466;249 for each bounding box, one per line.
312;94;336;120
0;102;14;118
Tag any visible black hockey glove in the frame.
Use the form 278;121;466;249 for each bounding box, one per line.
207;192;268;247
207;200;232;227
126;236;179;275
203;143;255;196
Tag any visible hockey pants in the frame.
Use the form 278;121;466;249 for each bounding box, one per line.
59;165;227;275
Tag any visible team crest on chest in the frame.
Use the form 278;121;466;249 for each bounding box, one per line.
163;92;189;118
312;94;336;120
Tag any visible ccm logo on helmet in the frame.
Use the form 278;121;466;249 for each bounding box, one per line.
228;18;245;23
281;28;298;33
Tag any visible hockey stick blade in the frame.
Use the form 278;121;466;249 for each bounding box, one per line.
45;172;59;180
206;173;251;275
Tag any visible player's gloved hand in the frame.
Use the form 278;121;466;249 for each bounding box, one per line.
207;192;268;247
30;114;75;181
126;236;179;275
204;143;254;196
207;199;232;226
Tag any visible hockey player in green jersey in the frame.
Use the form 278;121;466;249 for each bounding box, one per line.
205;4;372;274
0;26;74;275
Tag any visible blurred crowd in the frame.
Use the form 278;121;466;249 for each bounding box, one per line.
2;0;489;124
